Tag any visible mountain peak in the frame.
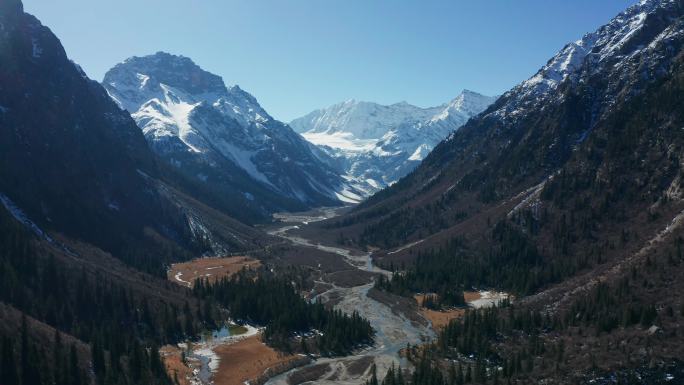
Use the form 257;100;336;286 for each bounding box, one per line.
510;0;681;107
292;91;494;191
104;52;226;104
432;90;497;122
102;54;352;207
459;89;483;96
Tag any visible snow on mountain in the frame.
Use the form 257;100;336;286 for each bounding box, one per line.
103;52;361;212
328;0;684;255
291;100;443;139
291;91;496;190
490;0;683;126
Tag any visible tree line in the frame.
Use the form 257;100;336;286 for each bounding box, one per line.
193;269;374;356
0;208;206;385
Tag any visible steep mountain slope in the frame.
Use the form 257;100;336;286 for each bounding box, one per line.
291;91;495;190
103;53;362;211
379;66;684;384
0;0;269;274
310;1;684;381
0;3;247;384
321;0;684;253
0;189;218;385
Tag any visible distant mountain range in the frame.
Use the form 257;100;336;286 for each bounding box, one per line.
103;53;364;220
291;91;496;191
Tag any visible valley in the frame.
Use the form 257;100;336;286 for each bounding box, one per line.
265;210;430;385
166;209;511;385
2;0;684;384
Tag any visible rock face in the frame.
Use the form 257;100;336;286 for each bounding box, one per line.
290;91;495;191
0;3;158;252
0;6;268;263
103;53;362;217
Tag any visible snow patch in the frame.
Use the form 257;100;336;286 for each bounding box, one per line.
192;325;260;374
469;291;510;309
408;144;431;161
334;188;363;204
174;272;192;288
302;131;379;153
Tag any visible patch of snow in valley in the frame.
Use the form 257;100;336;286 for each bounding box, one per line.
192;324;260;380
469;291;510;309
334;188;364;204
174;272;192;287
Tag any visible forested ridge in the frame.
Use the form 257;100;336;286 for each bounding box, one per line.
0;206;214;385
369;234;684;384
369;55;684;308
348;8;684;384
0;201;379;384
194;269;374;355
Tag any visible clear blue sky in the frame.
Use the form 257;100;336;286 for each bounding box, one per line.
24;0;637;121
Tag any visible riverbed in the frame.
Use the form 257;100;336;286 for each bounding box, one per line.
264;209;434;385
184;207;506;385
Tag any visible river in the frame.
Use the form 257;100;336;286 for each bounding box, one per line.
264;208;434;385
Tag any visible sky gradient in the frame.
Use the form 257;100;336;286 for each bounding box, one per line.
24;0;637;121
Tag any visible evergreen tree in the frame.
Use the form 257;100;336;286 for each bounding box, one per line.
1;337;19;385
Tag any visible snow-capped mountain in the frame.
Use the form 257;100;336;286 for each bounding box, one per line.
103;53;362;219
0;3;270;260
291;91;496;189
486;0;684;130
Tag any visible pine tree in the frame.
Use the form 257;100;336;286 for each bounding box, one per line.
367;364;379;385
53;330;64;385
1;337;19;385
92;339;106;382
69;344;82;385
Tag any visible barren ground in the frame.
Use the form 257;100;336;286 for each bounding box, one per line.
168;256;261;287
212;335;301;385
160;345;193;385
413;291;511;330
413;294;466;330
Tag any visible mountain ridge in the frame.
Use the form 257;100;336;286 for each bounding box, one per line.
0;7;273;274
103;52;364;217
292;2;684;380
308;0;684;282
291;90;496;191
